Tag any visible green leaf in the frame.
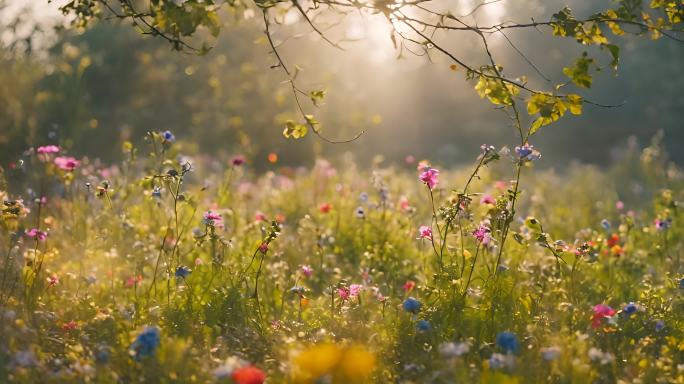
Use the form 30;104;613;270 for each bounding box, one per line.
562;53;594;88
603;44;620;70
283;120;308;139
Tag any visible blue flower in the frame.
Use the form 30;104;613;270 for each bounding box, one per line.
679;278;684;290
655;320;665;332
495;331;520;354
514;143;541;162
175;266;191;279
402;297;421;313
129;326;160;360
152;186;162;198
162;130;175;142
416;320;431;332
95;345;110;364
623;302;638;316
359;192;369;203
600;219;611;230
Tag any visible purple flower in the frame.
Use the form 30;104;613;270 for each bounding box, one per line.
514;143;541;162
25;228;47;241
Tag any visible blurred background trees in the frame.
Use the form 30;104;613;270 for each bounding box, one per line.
0;0;682;169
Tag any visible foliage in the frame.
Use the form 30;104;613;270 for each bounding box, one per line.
0;132;682;382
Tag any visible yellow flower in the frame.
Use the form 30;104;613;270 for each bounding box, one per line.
293;343;342;381
292;344;376;383
337;345;376;381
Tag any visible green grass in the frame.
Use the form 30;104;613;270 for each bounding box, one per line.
0;133;682;383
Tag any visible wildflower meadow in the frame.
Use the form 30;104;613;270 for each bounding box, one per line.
1;132;682;383
1;0;684;383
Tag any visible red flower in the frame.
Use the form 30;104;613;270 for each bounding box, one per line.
591;304;616;329
606;234;619;248
232;366;266;384
403;280;416;293
318;203;332;213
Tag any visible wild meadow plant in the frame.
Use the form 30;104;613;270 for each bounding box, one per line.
0;131;682;383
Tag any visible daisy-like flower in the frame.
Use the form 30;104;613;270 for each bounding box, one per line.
419;167;440;190
37;145;60;154
54;156;80;171
439;341;470;358
417;225;432;241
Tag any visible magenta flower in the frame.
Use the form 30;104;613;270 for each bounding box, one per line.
301;265;313;277
472;224;491;244
203;211;223;227
592;304;616;329
26;228;47;241
54;156;80;171
417;225;433;241
37;145;60;154
338;287;350;300
419;168;440;190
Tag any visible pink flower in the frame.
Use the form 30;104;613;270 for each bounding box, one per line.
254;211;267;222
338;287;350;300
417;160;431;172
26;228;47;241
301;265;313;277
54;156;80;171
480;194;496;205
203;211;223;227
419;168;440;190
125;275;143;288
405;155;416;165
258;242;269;254
417;225;432;240
37;145;60;154
592;304;616;329
403;280;416;292
349;284;363;297
616;201;624;210
399;196;410;212
46;274;59;287
472;224;491;244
